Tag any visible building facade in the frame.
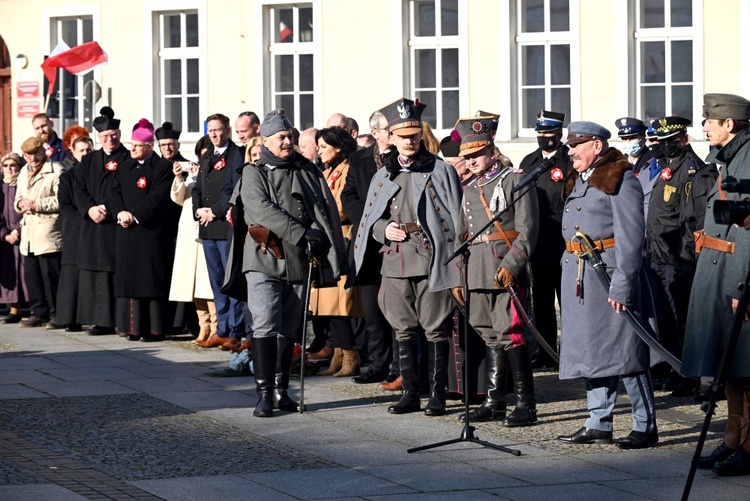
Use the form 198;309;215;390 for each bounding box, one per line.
0;0;748;165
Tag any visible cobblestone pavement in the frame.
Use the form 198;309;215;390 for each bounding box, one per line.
1;326;748;500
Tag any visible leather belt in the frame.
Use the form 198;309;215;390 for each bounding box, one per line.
470;230;519;245
399;222;423;233
565;237;615;253
694;230;735;254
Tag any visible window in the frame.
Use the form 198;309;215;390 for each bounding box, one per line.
635;0;696;122
266;4;316;130
47;15;94;131
516;0;572;133
408;0;463;131
155;11;201;133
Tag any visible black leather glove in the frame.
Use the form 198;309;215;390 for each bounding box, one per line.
304;228;327;260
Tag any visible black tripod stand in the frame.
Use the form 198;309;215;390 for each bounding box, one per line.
681;264;750;500
407;180;541;456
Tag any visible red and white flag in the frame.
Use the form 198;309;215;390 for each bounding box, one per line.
279;21;292;41
41;41;108;94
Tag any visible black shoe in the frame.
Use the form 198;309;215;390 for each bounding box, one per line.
351;369;387;384
503;405;538;427
140;334;165;342
699;442;736;469
2;313;22;324
713;447;750;476
671;378;700;397
88;326;116;336
615;430;659;449
126;334;141;341
557;426;613;444
387;392;421;414
254;395;274;417
458;405;506;423
65;323;83;332
424;392;446;416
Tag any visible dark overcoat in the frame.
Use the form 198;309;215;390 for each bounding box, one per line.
58;164;81;266
192;142;241;240
74;144;129;272
559;148;660;380
108;154;174;298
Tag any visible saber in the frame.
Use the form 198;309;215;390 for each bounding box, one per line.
298;251;317;413
507;285;559;365
572;231;682;372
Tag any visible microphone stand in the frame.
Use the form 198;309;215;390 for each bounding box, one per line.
407;178;541;456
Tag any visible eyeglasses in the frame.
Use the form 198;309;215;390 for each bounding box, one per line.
2;162;18;168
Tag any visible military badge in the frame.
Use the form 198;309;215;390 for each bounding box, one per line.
105;160;118;171
663;184;676;202
213;157;226;170
471;121;488;134
620;118;628;126
659;168;673;181
397;101;412;119
136;177;147;189
550;167;564;182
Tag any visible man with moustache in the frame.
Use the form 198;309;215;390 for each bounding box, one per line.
343;110;396;385
351;98;463;416
240;109;348;417
31;113;67;162
110;119;174;341
74;107;129;336
192;113;245;350
518;109;570;368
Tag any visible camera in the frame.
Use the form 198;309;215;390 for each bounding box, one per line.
714;176;750;225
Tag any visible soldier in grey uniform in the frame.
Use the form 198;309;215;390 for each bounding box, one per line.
646;116;716;397
682;93;750;476
351;98;463;416
240;109;348;418
556;121;660;449
451;116;539;426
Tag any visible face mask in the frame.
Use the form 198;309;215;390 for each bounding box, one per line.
620;141;642;157
537;135;559;152
661;139;683;159
648;143;667;160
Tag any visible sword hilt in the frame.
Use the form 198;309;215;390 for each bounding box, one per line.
573;231;599;259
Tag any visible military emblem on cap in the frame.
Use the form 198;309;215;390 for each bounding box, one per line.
615;117;647;137
379;98;427;137
454;116;493;156
535;109;565;132
651;116;690;140
474;110;500;132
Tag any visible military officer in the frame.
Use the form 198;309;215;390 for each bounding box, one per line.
351;98;463;417
452;116;539;426
556;121;659;449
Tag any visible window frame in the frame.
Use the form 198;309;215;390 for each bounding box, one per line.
514;0;580;138
405;0;468;136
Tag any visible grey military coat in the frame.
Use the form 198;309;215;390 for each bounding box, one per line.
682;128;750;379
350;152;463;292
559;148;660;380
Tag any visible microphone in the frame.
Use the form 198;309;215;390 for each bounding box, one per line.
512;157;557;194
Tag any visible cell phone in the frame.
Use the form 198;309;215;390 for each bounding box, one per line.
183;162;198;173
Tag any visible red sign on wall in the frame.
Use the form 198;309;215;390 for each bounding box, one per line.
16;81;40;99
17;101;41;118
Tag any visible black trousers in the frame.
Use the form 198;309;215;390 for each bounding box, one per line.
361;284;394;373
530;262;561;365
312;316;354;349
24;251;61;319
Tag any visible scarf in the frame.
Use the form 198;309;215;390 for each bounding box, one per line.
383;142;435;180
3;172;19;186
259;144;300;169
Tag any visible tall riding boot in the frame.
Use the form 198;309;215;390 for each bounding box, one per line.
274;336;299;412
319;347;343;375
503;344;538;427
460;345;508;423
333;348;361;377
424;341;449;416
252;336;277;417
388;338;421;414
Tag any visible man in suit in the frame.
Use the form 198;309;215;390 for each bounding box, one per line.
518;110;570;368
192;113;245;350
342;110;395;385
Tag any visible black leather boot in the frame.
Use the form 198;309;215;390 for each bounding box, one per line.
503;344;537;427
252;336;276;417
424;341;449;416
460;345;507;423
274;335;299;412
388;338;421;414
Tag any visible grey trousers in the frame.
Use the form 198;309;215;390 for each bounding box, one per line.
378;276;452;342
245;271;305;339
584;371;657;433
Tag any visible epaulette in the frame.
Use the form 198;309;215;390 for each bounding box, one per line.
508;165;523;174
686;158;697;175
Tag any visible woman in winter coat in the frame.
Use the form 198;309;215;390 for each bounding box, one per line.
0;153;27;322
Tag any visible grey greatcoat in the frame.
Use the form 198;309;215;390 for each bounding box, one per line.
240;154;348;286
682;128;750;379
350;152;463;292
559;148;659;380
457;165;538;346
